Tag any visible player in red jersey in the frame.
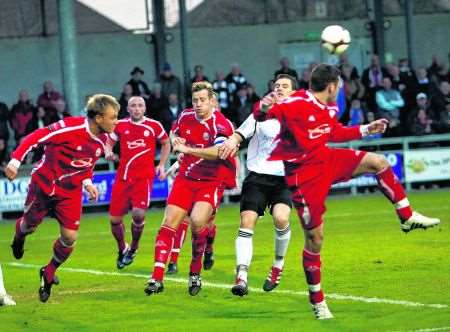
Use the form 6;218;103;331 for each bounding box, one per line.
108;96;170;269
144;82;235;296
254;64;440;319
5;94;119;303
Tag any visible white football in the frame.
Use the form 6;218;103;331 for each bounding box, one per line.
321;25;351;55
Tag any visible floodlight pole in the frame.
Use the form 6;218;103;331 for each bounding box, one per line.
57;0;80;115
179;0;191;94
404;0;417;69
152;0;167;74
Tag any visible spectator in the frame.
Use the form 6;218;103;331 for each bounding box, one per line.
430;81;450;133
407;93;432;135
159;62;183;106
226;63;248;98
0;138;7;169
347;99;365;126
10;90;38;146
54;99;71;120
147;82;170;131
274;57;298;82
0;100;9;168
230;85;253;127
212;70;231;114
37;80;62;126
414;67;436;97
127;66;151;99
0;99;9;147
191;64;209;83
361;54;390;112
246;83;260;104
410;109;434;136
118;84;133;119
168;93;182;120
339;53;359;79
298;68;311;90
376;77;404;136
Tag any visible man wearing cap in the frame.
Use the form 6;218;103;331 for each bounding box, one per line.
408;92;434;136
159;62;183;106
128;66;151;99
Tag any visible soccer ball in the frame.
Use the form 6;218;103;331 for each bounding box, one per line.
321;25;351;55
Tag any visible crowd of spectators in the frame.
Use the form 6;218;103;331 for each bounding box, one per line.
1;52;449;171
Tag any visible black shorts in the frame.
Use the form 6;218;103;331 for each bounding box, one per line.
240;172;292;216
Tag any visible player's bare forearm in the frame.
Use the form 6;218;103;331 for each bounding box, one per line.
158;139;171;167
180;145;220;160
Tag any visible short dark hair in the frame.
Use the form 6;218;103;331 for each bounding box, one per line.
309;64;341;92
86;94;120;119
275;74;297;90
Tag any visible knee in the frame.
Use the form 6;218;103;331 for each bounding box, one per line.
305;231;323;251
240;214;257;230
273;215;289;230
60;235;76;247
132;210;145;223
370;154;390;172
110;216;122;224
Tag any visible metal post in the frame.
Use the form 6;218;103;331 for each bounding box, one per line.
373;0;385;65
57;0;80;114
40;0;47;36
152;0;167;75
404;0;417;69
178;0;191;91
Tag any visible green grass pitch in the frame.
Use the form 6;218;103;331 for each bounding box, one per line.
1;190;449;332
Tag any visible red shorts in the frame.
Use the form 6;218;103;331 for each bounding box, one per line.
285;148;366;230
23;181;83;231
109;177;153;216
167;176;222;211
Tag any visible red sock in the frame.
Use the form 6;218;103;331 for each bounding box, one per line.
44;238;74;282
376;167;412;221
111;220;127;253
152;226;176;281
170;219;189;264
130;215;145;252
205;220;216;254
303;249;324;304
190;227;208;274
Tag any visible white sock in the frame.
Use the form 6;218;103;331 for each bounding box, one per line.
0;265;7;295
273;225;291;269
235;228;253;281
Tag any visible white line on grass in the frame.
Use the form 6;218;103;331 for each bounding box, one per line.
6;262;447;309
390;327;450;332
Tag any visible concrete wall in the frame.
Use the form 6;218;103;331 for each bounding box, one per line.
0;13;448;109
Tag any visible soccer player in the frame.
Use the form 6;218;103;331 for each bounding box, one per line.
108;96;170;269
219;74;296;297
144;82;235;296
0;265;16;306
253;64;440;319
5;94;119;303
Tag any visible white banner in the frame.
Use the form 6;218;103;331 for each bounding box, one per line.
404;148;450;182
0;176;30;212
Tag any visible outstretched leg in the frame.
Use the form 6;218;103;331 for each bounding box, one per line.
353;152;440;232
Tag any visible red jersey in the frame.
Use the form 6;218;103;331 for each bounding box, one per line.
10;117;108;197
111;117;168;180
172;108;235;183
253;89;362;163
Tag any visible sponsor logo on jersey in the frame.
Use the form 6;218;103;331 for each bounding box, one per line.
186;129;191;135
329;110;336;118
308;124;331;139
203;132;210;141
70;158;93;168
144;130;150;137
77;145;82;151
308;115;316;122
125;130;130;135
95;148;101;157
127;139;146;149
